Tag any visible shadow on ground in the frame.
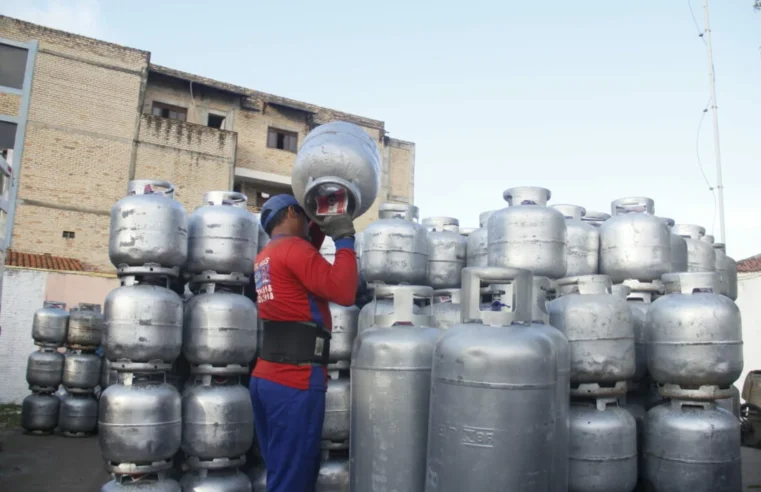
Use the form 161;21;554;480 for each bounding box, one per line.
0;429;108;492
2;427;761;491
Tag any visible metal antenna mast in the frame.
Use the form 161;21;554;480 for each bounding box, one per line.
702;0;726;243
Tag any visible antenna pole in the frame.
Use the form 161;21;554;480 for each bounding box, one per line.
703;0;726;243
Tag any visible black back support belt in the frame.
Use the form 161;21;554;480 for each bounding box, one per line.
260;320;331;366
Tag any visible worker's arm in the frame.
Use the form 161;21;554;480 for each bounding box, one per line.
308;221;325;251
285;237;358;306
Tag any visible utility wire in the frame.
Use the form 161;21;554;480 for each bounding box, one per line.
688;0;707;45
695;97;718;235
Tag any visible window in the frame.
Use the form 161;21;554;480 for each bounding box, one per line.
207;113;226;129
0;44;28;90
267;128;298;153
0;121;17;150
151;102;187;122
62;231;75;239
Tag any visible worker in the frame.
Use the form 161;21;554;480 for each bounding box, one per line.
250;194;358;492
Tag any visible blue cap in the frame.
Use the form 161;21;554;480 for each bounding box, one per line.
260;194;301;233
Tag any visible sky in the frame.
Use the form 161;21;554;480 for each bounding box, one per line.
3;0;761;260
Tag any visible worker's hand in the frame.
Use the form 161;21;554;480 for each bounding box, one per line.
320;214;355;241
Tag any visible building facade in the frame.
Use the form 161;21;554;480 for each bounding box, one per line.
0;16;415;271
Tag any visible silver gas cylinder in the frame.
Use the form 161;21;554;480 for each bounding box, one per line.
713;242;738;300
108;180;188;273
552;204;599;276
466;210;495;268
292;121;381;222
328;303;359;368
99;372;182;469
716;385;741;419
62;350;102;393
26;348;64;392
672;224;715;272
659;217;688;273
425;267;556;492
357;284;433;333
647;272;743;400
183;282;258;374
180;468;252;492
66;303;104;350
21;392;60;434
32;301;69;348
423;216;467;289
599;197;671;283
432;288;462;329
531;276;571;491
568;398;638;492
104;275;183;372
181;374;254;466
548;275;635;397
644;399;741;491
351;287;439;492
620;279;663;383
252;212;269;253
322;376;350;448
58;393;98;436
361;203;428;285
320;236;336;264
101;357;117;390
101;475;181;492
581;210;610;228
488;186;567;278
317;454;350;492
186;191;258;276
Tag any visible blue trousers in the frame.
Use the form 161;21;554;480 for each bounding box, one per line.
250;368;326;492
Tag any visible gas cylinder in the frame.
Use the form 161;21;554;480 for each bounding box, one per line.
425;267;556;492
186;191;258;276
644;399;741;492
568;398;638;492
357;284;433;333
466;210;495;267
108;180;188;272
361;203;428;285
351;286;440;492
599;197;671;283
548;275;635;396
488;186;567;278
423;216;467;289
432;288;462;329
672;224;715;273
552;204;599;276
32;301;69;348
647;272;742;400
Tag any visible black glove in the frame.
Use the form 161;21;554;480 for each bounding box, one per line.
354;274;373;310
320;214;355;241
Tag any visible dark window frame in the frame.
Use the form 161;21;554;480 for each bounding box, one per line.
266;127;298;153
207;113;226;129
62;231;75;239
0;43;29;90
151;101;188;122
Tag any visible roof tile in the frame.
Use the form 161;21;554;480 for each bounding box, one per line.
5;249;86;272
737;254;761;273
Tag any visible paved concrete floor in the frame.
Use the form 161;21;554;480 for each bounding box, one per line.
1;428;761;491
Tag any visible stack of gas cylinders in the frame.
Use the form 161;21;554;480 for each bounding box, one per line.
99;183;260;491
351;187;743;492
21;301;104;438
22;301;68;435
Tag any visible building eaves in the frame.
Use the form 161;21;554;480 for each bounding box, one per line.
149;64;386;132
737;253;761;273
5;249;87;272
150;64;250;96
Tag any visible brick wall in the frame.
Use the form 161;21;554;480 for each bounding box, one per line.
0;93;21;117
134;114;236;211
0;16;149;273
0;16;416;270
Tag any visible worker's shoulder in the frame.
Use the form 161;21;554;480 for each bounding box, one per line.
264;236;318;256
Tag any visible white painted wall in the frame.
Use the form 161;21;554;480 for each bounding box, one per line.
737;273;761;396
0;269;48;404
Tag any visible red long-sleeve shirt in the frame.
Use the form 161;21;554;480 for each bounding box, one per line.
252;223;358;389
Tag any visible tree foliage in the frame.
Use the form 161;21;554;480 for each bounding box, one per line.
756;0;761;10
